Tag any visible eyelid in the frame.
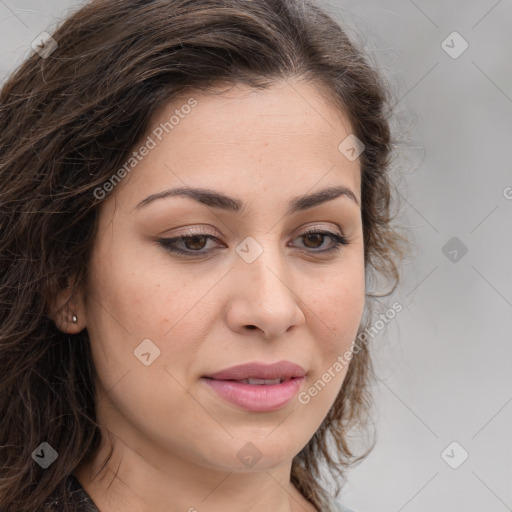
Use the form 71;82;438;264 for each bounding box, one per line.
165;222;345;239
165;225;220;238
157;223;351;260
298;223;344;236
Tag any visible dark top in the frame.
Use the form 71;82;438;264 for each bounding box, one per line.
66;473;100;511
65;473;354;512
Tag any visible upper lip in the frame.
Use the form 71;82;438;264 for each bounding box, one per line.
203;360;306;381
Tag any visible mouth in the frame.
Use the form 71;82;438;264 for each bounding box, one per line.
202;360;306;382
203;376;295;385
201;360;307;412
200;376;305;412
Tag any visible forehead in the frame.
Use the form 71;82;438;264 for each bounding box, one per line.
160;80;355;149
111;80;361;212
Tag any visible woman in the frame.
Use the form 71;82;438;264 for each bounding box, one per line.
0;0;409;511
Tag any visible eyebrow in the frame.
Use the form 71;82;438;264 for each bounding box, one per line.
133;184;360;215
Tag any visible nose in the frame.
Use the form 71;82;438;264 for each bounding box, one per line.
225;238;306;339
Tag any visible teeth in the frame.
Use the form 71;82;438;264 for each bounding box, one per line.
242;378;282;385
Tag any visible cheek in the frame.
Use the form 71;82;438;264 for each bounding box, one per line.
299;260;365;402
297;276;364;422
86;231;179;332
83;247;206;443
303;260;365;340
83;236;214;386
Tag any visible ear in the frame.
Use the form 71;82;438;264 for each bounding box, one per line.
47;276;87;334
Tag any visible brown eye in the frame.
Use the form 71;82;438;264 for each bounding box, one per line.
158;229;350;258
158;233;221;257
301;233;325;249
293;230;350;253
182;235;208;251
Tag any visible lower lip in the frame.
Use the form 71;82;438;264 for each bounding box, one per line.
201;377;305;412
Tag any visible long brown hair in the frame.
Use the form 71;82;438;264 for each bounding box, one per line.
0;1;410;510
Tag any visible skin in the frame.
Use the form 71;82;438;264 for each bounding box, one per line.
51;79;365;512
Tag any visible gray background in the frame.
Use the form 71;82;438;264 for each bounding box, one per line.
1;1;510;511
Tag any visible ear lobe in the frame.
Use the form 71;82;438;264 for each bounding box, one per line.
47;277;86;334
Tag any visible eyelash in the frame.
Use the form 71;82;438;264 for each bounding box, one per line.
157;228;350;258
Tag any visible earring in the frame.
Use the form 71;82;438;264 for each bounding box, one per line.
71;314;78;323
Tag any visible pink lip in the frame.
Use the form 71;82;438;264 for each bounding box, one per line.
201;360;307;412
201;377;305;412
203;360;306;381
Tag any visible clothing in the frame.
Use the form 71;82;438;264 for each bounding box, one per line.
67;473;356;512
65;473;101;511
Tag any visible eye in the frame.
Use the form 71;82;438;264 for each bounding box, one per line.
292;228;350;254
157;228;350;258
158;233;221;257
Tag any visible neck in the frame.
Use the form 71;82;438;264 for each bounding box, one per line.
73;433;318;512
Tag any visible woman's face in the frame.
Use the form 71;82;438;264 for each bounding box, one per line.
68;80;365;500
